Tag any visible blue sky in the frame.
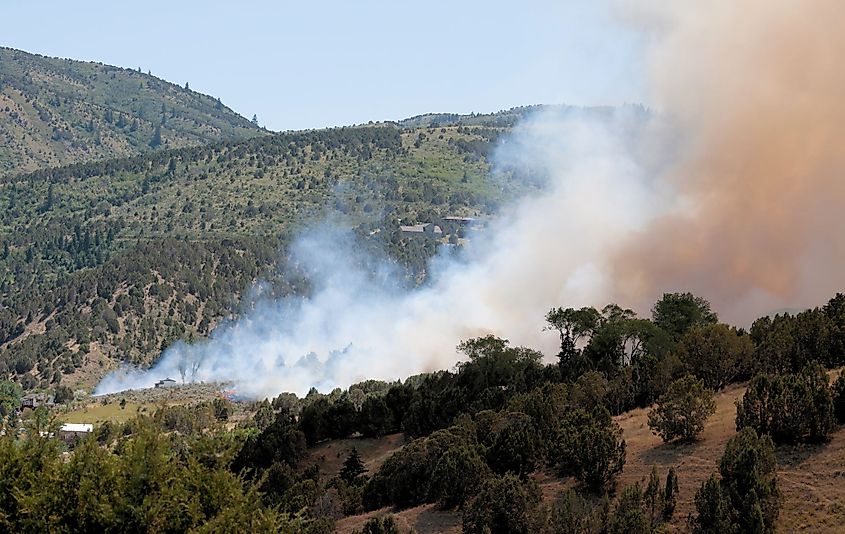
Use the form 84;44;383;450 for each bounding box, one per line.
3;0;645;131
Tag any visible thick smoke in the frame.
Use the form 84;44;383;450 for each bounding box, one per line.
96;0;845;397
96;107;665;398
614;0;845;322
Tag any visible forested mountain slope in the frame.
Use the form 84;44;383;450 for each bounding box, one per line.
0;47;262;175
0;117;531;390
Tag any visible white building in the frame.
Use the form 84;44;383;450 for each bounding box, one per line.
399;222;443;237
59;423;93;442
154;378;177;388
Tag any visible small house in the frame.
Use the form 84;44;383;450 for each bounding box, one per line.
21;393;54;409
59;423;93;443
443;216;476;226
399;223;443;238
154;378;177;388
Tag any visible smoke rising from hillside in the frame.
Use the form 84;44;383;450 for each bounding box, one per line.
96;0;845;397
96;107;663;397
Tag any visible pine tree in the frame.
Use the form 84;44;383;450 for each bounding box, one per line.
340;448;366;485
251;114;259;127
644;465;660;523
43;183;55;212
149;124;162;148
663;467;679;519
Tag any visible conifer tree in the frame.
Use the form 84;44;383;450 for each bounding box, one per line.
149;124;162;148
663;467;679;519
341;448;367;485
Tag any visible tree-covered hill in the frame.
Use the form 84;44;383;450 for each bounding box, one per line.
0;118;531;391
0;47;262;175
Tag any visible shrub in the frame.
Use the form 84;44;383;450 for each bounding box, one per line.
357;515;399;534
53;385;74;405
506;382;570;457
212;397;231;421
557;408;626;491
736;363;835;443
363;425;471;509
232;414;306;472
429;444;489;508
462;474;541;534
486;411;539;477
691;428;779;533
832;373;845;424
647;375;716;442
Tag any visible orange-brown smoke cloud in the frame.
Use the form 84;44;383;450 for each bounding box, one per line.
615;0;845;322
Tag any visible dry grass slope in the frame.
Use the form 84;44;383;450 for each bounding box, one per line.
334;371;845;533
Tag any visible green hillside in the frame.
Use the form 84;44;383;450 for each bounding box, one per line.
0;118;533;390
0;47;262;175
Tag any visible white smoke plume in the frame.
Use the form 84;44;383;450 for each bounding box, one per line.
97;0;845;398
95;107;667;398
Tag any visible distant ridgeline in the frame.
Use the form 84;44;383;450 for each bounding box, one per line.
0;103;545;392
0;47;262;175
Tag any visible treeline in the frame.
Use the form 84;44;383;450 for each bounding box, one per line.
2;291;845;532
2;125;402;187
241;291;845;533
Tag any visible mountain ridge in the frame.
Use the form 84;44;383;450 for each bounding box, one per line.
0;46;263;175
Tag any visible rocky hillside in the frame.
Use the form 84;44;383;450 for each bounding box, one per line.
0;47;262;175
